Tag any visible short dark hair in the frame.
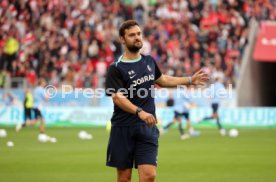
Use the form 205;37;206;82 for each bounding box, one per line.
119;20;139;37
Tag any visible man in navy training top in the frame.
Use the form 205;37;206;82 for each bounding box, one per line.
105;20;209;182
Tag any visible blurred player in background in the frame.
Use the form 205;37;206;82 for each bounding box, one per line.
23;89;33;127
32;78;48;134
16;90;33;131
3;92;15;106
161;86;200;140
198;77;226;136
16;78;48;134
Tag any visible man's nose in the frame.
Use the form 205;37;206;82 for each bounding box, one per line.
135;34;141;39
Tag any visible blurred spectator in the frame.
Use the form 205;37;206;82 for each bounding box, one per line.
0;69;7;88
0;0;275;89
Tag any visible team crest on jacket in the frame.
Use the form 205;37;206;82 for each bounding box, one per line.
147;65;152;72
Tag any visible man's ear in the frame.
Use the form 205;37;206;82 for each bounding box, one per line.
119;36;125;44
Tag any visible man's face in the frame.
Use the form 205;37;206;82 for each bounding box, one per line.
41;80;46;87
121;25;143;53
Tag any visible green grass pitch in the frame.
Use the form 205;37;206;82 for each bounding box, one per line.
0;127;276;182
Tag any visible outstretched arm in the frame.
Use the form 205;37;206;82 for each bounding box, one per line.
155;69;209;87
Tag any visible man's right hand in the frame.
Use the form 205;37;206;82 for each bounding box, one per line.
138;111;157;127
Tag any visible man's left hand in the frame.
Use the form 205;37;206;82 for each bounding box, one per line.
191;69;209;86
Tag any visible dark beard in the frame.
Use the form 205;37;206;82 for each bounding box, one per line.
126;44;142;53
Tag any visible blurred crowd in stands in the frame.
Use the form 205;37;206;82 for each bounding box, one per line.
0;0;275;89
